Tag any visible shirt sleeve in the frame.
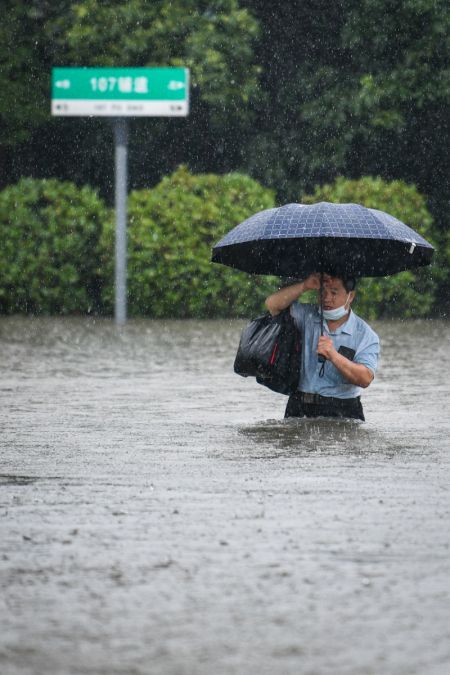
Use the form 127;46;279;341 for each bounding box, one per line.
355;334;380;375
289;301;308;331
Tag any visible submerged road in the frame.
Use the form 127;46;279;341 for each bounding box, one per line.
1;317;450;675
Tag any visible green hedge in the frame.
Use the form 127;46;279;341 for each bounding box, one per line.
100;166;276;317
302;176;437;319
0;178;110;314
432;225;450;317
0;172;440;320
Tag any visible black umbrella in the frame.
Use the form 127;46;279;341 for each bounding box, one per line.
211;202;434;278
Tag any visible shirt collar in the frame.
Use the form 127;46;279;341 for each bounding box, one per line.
314;307;355;335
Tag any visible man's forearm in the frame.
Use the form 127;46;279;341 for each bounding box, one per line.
328;352;374;388
265;281;308;315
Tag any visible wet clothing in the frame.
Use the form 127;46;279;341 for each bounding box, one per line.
285;391;365;421
286;303;379;420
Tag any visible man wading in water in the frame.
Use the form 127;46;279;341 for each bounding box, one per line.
265;273;380;421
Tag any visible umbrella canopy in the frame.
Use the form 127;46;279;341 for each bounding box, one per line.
211;202;434;278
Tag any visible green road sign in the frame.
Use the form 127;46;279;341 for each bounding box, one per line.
51;67;189;117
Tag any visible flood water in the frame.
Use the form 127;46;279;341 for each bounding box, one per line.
1;316;450;675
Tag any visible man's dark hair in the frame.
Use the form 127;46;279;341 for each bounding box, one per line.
343;277;357;292
324;271;357;292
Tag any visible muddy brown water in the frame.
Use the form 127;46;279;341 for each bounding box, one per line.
1;316;450;675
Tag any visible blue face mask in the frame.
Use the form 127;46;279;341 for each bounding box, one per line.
321;294;351;321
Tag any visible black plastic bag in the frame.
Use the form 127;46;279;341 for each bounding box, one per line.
234;309;301;395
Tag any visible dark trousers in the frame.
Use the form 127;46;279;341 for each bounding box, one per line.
285;391;365;421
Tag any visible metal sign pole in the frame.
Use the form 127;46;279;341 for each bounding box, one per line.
113;117;128;325
51;67;189;325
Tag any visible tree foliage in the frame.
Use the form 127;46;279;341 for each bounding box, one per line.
3;0;449;225
0;1;70;147
56;0;261;122
1;0;262;192
245;0;450;209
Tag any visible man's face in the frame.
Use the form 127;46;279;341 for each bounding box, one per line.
319;275;354;311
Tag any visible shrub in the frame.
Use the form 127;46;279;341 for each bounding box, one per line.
0;178;111;314
302;176;437;319
432;225;450;318
100;166;276;318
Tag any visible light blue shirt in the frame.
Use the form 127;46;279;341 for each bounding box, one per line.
290;303;380;399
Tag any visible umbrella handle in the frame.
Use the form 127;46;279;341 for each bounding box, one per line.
318;271;326;374
319;271;324;336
